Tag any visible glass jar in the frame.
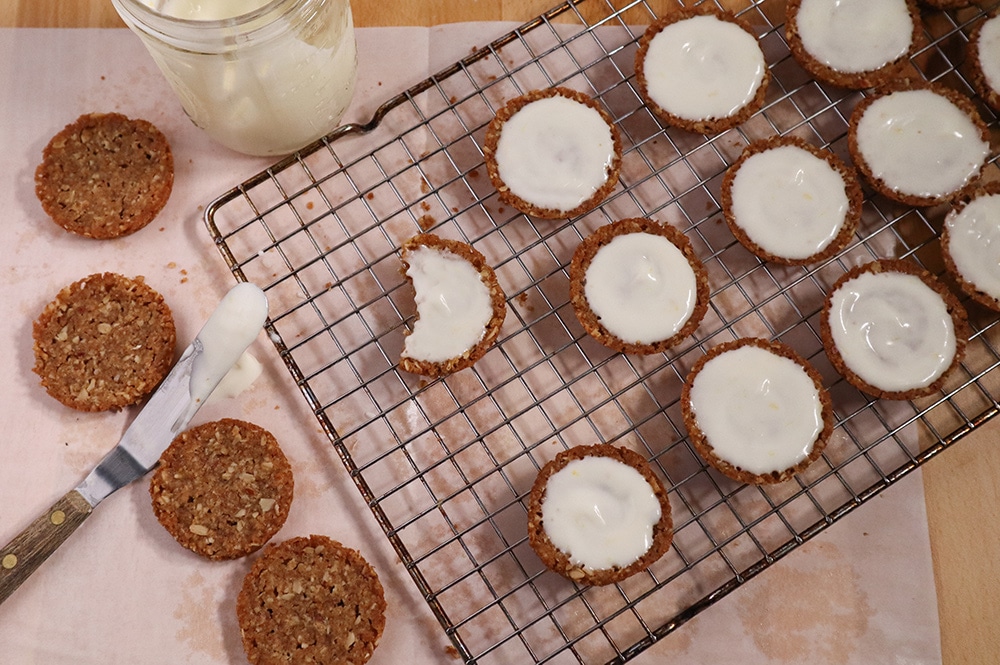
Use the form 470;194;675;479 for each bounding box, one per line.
112;0;357;156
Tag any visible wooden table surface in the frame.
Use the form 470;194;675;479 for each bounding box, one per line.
4;1;999;663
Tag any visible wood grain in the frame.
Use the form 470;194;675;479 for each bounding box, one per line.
3;1;999;663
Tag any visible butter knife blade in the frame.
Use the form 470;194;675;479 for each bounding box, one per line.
0;282;268;605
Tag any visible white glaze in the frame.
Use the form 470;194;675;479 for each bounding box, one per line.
945;193;1000;302
150;0;270;20
541;455;661;570
584;231;698;344
796;0;913;74
828;271;956;392
495;95;616;213
207;351;262;403
642;14;766;122
191;282;269;404
402;246;493;363
854;89;988;199
730;144;850;260
979;14;1000;93
689;345;824;475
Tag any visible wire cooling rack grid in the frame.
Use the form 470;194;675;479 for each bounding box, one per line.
205;1;1000;662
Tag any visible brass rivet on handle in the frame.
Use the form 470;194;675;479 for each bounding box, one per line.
1;554;17;569
50;510;66;526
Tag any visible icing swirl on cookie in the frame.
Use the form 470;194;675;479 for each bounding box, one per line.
796;0;913;74
945;192;1000;303
827;270;956;392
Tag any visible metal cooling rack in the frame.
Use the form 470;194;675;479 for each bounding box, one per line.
204;1;1000;662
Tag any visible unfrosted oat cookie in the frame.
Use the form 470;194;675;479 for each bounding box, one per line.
237;535;386;665
34;112;173;239
150;419;294;560
32;272;176;412
398;233;506;377
527;444;673;586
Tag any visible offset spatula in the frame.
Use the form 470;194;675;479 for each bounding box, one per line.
0;282;268;605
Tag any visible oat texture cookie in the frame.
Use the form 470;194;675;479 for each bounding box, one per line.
527;444;673;586
150;419;294;560
34;112;173;239
398;233;506;377
968;10;1000;113
237;535;387;665
32;272;176;412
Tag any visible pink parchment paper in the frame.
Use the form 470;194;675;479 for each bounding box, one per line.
0;25;941;664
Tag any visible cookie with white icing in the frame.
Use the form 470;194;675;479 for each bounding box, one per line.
821;259;968;400
681;338;833;485
941;183;1000;312
968;10;1000;113
398;234;506;377
721;136;862;265
569;218;709;354
847;82;989;207
483;87;622;220
527;443;673;586
635;5;769;135
785;0;920;90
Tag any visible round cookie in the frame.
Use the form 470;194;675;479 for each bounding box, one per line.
527;443;673;586
398;233;506;378
820;259;969;400
34;112;173;239
32;272;176;412
785;0;921;90
681;338;833;485
721;135;862;265
150;419;294;560
635;5;770;135
847;81;989;207
941;183;1000;312
569;218;709;354
968;10;1000;114
483;87;622;219
920;0;972;8
236;535;386;665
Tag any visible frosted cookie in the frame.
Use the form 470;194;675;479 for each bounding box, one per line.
483;87;622;219
569;218;709;354
150;419;294;560
527;444;673;586
721;136;862;265
968;11;1000;113
237;535;386;665
32;272;176;412
941;183;1000;312
34;112;173;239
920;0;972;8
821;260;968;400
681;338;833;485
635;6;769;135
847;82;989;207
398;234;506;377
785;0;920;90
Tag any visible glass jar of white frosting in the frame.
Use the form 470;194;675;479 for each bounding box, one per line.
111;0;357;156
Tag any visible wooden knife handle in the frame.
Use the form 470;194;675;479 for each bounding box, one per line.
0;489;93;605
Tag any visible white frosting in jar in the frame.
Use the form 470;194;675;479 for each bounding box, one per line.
854;89;988;200
979;14;1000;93
541;455;662;570
642;14;766;122
796;0;913;74
730;144;850;260
946;193;1000;302
402;246;493;363
495;95;616;213
583;232;698;344
688;345;824;475
828;271;956;392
